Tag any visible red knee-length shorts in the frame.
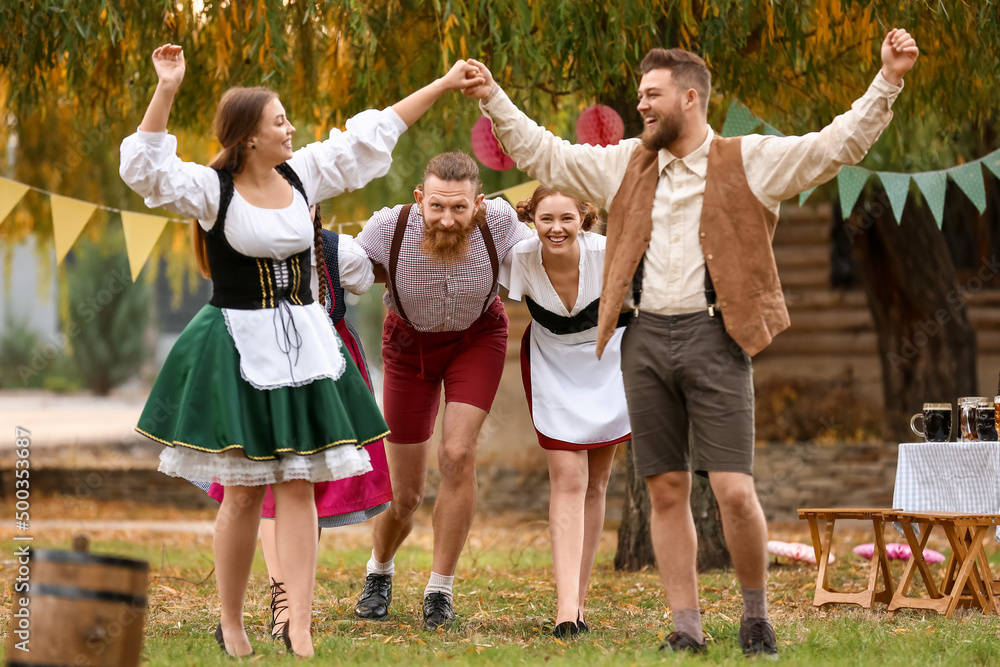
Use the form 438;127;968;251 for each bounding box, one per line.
381;296;509;444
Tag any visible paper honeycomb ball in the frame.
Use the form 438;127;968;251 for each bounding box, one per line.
471;116;515;171
575;104;625;147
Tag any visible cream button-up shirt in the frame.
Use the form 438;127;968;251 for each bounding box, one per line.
481;73;903;315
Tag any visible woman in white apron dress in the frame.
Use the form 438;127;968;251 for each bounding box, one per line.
501;186;631;639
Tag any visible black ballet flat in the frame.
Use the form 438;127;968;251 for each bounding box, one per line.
214;624;254;658
553;620;579;639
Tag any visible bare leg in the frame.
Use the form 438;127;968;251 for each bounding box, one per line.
546;449;587;625
708;472;768;590
371;440;431;562
577;444;619;621
646;471;699;610
215;484;265;657
260;519;322;637
430;401;490;576
271;479;318;657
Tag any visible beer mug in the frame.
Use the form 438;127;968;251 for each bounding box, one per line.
959;397;985;441
910;403;953;442
978;399;999;441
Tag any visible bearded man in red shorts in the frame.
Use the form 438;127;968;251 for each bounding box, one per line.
354;152;532;631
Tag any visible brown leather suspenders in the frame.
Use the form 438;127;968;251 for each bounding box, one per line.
388;204;414;324
387;204;500;326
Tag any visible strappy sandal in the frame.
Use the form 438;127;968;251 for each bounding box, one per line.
269;578;289;642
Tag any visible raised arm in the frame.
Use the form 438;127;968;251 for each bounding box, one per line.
138;44;186;133
120;44;219;223
745;29;919;208
463;59;636;210
289;63;482;205
392;60;485;127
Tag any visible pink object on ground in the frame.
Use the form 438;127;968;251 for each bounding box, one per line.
767;540;834;565
853;542;946;563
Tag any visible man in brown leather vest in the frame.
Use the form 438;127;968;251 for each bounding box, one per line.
465;29;918;656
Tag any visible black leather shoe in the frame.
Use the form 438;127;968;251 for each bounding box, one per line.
738;617;778;658
355;574;392;620
553;621;579;639
422;592;455;631
577;611;589;634
659;631;707;653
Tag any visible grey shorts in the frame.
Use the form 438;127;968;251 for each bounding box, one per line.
620;310;755;478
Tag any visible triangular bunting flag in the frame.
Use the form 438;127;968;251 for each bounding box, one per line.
502;180;541;206
837;166;870;216
50;195;98;263
876;172;911;224
721;100;762;138
948;162;987;215
984;151;1000;181
798;188;817;206
121;212;169;281
763;123;784;137
0;177;30;226
912;171;948;229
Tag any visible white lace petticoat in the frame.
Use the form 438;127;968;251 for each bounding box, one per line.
158;443;372;487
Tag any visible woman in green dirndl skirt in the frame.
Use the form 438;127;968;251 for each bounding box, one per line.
120;44;484;658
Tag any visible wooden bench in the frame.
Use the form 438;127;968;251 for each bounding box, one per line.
796;508;895;609
881;511;1000;618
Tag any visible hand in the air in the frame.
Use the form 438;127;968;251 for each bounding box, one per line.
440;60;487;92
880;29;918;86
461;59;499;100
152;44;186;91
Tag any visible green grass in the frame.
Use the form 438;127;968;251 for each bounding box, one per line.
4;527;1000;665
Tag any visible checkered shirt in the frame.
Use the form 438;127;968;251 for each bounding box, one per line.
358;197;531;332
893;441;1000;541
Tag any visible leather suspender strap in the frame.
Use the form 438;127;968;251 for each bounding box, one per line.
388;204;413;325
478;219;499;316
704;267;718;317
631;256;644;316
631;255;718;317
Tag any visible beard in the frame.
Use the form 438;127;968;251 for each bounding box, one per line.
641;107;685;152
422;221;473;263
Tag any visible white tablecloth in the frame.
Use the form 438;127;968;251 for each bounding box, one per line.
893;441;1000;540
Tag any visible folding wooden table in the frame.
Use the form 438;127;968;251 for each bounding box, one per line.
881;510;1000;618
796;508;895;609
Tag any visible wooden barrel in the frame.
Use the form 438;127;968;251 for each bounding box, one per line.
5;547;148;667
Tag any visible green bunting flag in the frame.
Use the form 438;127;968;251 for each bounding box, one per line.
837;166;870;216
876;172;911;224
798;188;817;206
985;152;1000;182
913;171;948;229
721;100;762;138
949;162;987;214
763;123;784;137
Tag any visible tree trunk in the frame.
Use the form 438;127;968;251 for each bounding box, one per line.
614;442;731;571
614;442;655;571
691;474;732;571
847;185;980;441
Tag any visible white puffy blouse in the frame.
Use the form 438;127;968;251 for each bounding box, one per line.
119;108;405;389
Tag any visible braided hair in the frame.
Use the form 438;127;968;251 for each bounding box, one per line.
312;203;328;309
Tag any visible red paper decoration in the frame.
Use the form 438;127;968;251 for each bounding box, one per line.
575;105;624;147
471;116;515;171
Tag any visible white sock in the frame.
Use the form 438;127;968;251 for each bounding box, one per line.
367;551;394;577
424;572;454;601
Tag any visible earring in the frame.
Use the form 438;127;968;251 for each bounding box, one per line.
251;144;256;150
